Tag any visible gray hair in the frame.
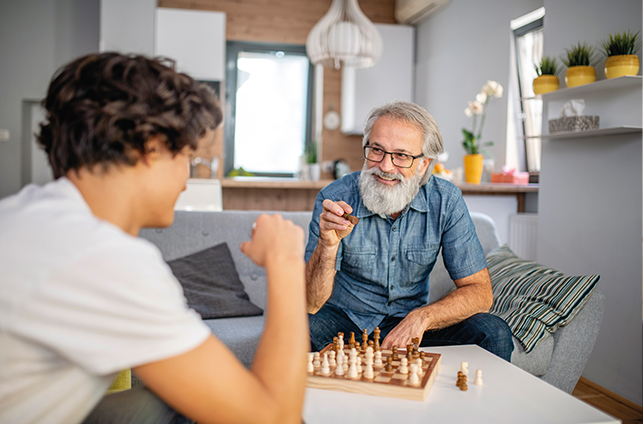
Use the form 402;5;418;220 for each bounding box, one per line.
362;101;443;185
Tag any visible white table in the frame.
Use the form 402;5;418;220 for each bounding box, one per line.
303;345;620;424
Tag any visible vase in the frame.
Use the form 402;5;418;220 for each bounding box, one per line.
533;75;559;95
604;54;640;79
565;66;596;88
463;154;484;184
308;163;321;181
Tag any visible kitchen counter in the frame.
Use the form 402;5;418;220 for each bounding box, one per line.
220;177;538;212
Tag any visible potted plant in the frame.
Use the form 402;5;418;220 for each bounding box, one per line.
600;30;641;79
561;42;599;88
462;80;502;184
305;141;320;181
533;56;561;94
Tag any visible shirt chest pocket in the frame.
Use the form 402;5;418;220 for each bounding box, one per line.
403;244;440;282
340;249;378;282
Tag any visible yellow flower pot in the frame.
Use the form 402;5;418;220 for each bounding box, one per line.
533;75;560;95
604;54;640;79
565;66;596;88
463;154;484;184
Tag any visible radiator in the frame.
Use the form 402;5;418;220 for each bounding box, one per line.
508;213;538;261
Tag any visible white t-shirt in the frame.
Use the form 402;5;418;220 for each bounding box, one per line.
0;178;211;424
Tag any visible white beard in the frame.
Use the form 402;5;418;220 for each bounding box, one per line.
358;163;424;218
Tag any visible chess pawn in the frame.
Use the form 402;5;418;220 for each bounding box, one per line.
313;352;321;368
409;363;420;385
474;369;483;386
362;329;369;351
307;353;314;373
321;353;330;375
399;357;409;374
391;346;399;361
335;351;345;376
415;358;423;376
384;357;393;372
374;350;383;367
373;327;381;350
419;351;426;365
456;371;464;387
348;355;358;379
363;361;374;379
338;333;344;350
328;350;336;367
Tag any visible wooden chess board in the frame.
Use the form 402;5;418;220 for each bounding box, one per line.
306;344;441;401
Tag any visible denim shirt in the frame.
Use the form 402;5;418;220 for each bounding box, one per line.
304;172;487;333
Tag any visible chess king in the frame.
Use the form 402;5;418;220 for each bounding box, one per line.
305;101;514;361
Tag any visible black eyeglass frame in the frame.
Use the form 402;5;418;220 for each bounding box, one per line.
363;145;424;169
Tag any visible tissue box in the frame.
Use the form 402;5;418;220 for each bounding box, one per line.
491;172;529;185
548;116;599;134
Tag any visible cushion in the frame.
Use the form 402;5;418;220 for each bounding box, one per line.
167;243;263;319
487;245;599;353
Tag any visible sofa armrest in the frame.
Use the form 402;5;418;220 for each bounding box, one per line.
540;291;604;394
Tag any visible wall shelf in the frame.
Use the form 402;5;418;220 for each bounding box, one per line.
531;75;642;101
524;126;642;140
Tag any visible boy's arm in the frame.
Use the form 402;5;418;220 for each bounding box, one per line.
134;214;308;424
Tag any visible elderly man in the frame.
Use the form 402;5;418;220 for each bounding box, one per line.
305;101;513;361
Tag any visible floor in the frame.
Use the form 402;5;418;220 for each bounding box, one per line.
572;377;642;424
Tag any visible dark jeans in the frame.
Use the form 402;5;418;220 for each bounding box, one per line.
308;303;514;361
82;387;193;424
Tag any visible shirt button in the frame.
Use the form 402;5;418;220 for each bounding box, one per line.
391;256;396;262
392;227;397;232
391;285;395;290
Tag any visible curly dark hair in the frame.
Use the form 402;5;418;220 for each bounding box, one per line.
38;52;223;178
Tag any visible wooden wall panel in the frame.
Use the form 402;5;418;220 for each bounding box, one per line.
158;0;397;178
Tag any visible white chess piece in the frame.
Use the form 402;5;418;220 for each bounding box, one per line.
348;355;358;379
307;353;314;373
415;358;423;375
409;363;420;385
328;350;336;367
313;352;321;368
321;353;330;375
374;350;383;367
356;355;362;374
399;357;409;374
364;362;374;379
338;334;344;350
474;369;483;385
460;361;469;376
335;351;345;375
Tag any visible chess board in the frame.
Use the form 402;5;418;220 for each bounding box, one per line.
306;344;441;401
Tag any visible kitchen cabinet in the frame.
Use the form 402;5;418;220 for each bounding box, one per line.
154;8;226;81
341;23;414;135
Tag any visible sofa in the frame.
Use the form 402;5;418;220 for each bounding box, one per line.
138;210;604;394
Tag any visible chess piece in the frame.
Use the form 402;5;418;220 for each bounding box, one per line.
412;337;420;352
321;353;330;375
409;363;420;385
415;358;423;376
349;332;356;349
307;353;314;373
374;350;383;367
474;369;483;386
419;351;426;365
356;355;362;374
406;345;413;362
373;327;381;350
363;361;374;379
456;371;464;387
313;352;321;368
399;357;409;374
460;361;469;376
362;329;368;351
458;373;468;391
384;357;393;372
335;351;345;376
391;346;399;361
348;354;358;379
338;332;344;350
328;350;336;367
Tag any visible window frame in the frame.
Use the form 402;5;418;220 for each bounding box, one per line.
224;41;315;178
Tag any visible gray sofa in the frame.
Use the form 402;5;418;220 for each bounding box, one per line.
139;210;603;394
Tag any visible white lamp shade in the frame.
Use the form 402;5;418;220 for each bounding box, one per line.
306;0;382;69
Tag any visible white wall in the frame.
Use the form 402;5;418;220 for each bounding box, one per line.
414;0;544;173
0;0;99;199
539;0;642;405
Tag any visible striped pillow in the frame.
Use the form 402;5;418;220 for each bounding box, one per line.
487;245;599;353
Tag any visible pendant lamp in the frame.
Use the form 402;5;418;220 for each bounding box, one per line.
306;0;382;69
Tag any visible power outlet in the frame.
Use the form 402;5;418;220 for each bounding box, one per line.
0;129;9;142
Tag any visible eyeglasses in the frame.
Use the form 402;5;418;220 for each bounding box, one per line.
363;145;424;169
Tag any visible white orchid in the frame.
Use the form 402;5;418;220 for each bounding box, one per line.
476;92;487;104
481;80;503;98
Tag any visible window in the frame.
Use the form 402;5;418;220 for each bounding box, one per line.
224;41;314;177
508;8;545;175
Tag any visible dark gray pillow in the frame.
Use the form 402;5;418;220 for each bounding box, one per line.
167;243;263;319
